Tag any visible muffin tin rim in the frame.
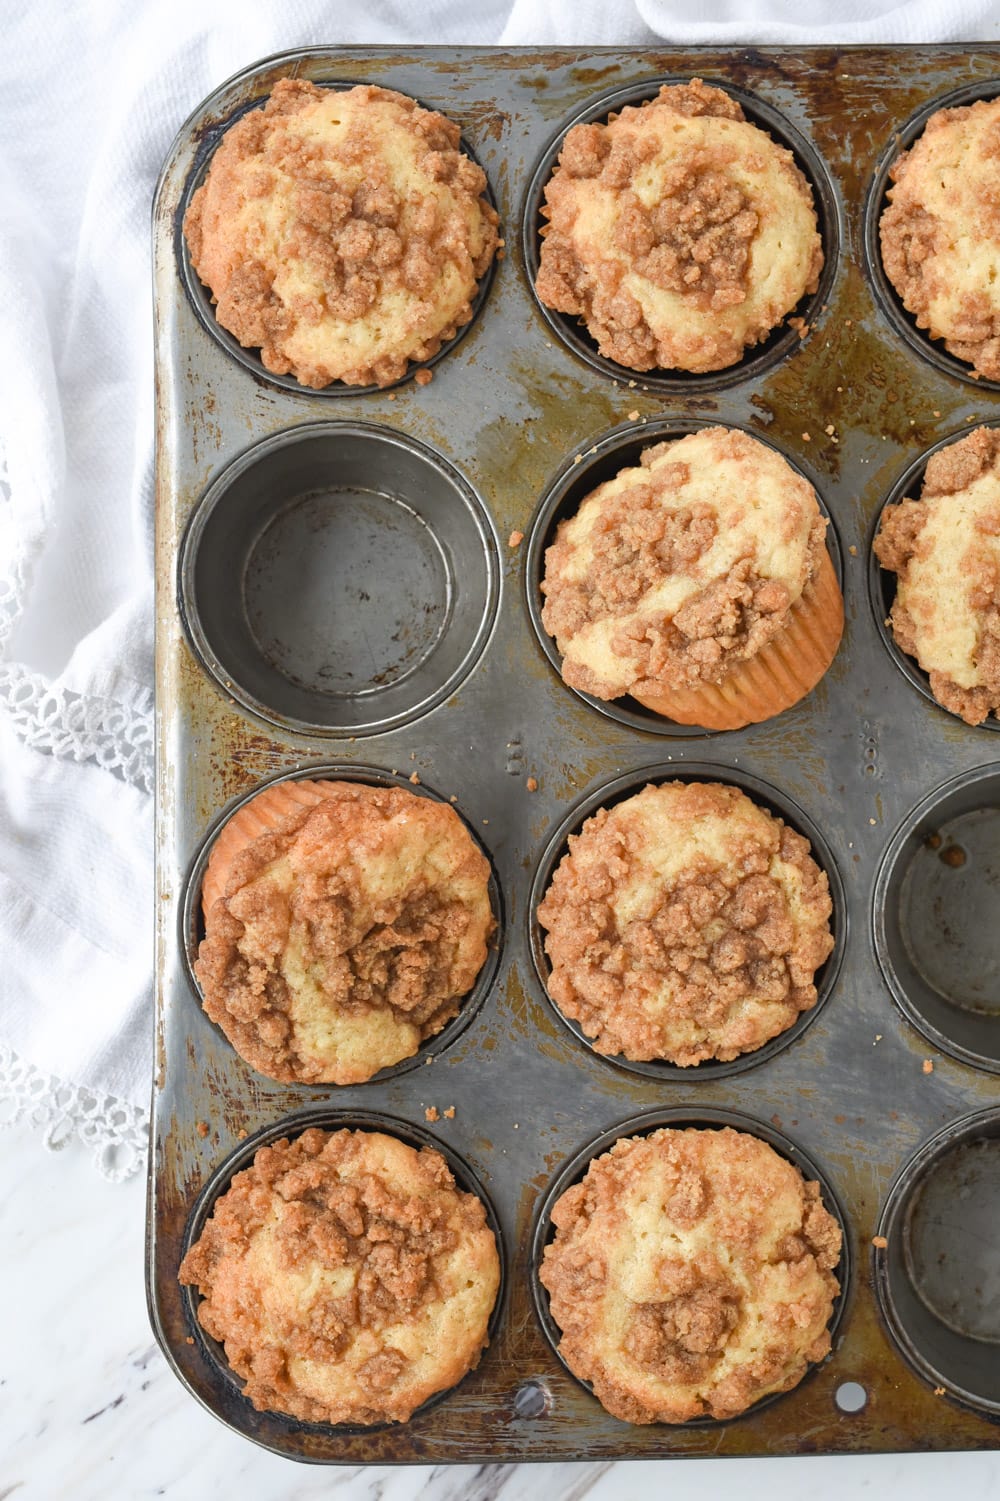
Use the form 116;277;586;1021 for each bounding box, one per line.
528;1102;853;1426
178;760;506;1089
523;412;845;739
177;418;503;739
520;71;843;395
526;757;848;1083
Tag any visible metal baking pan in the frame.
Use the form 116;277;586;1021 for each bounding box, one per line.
149;44;1000;1463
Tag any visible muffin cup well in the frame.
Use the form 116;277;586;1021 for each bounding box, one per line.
873;766;1000;1074
181;763;504;1087
178;83;499;396
528;761;846;1082
863;80;1000;393
874;1108;1000;1416
867;424;1000;734
525;417;844;738
179;423;499;737
181;1107;507;1434
530;1105;851;1425
522;76;839;394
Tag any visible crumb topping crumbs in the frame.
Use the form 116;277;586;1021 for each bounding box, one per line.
185;80;498;389
179;1128;499;1426
540;1126;841;1423
875;425;1000;724
537;781;834;1067
535;79;822;374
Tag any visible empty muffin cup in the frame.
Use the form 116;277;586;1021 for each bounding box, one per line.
528;761;845;1080
874;766;1000;1073
526;417;843;737
522;77;838;394
863;80;1000;392
530;1105;850;1424
180;1107;506;1433
179;424;499;735
874;1107;1000;1415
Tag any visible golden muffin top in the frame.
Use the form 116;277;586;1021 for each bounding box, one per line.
537;780;834;1067
540;1125;841;1423
535;79;823;374
185;79;499;388
540;426;828;701
196;780;494;1085
180;1127;501;1426
880;98;1000;382
875;424;1000;725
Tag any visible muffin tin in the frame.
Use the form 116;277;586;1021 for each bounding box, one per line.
150;45;1000;1464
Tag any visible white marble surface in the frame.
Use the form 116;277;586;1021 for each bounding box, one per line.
4;1119;999;1501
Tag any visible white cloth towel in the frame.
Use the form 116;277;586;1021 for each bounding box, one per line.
1;0;996;1174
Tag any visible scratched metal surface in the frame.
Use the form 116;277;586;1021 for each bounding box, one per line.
149;45;1000;1464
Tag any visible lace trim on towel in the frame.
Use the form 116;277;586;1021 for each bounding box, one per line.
0;1041;147;1182
0;663;153;794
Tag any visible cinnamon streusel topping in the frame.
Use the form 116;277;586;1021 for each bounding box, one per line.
540;1126;841;1423
875;424;1000;724
185;79;498;388
537;781;834;1066
180;1128;500;1426
535;79;822;374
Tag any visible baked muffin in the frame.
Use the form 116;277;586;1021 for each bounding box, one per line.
180;1127;500;1426
540;426;843;730
880;98;1000;381
537;780;834;1067
196;779;494;1084
185;79;499;388
535;78;823;375
539;1126;841;1423
874;425;1000;725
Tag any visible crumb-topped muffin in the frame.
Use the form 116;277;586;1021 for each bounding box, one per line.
180;1127;501;1426
540;1126;841;1423
196;779;494;1084
185;79;499;388
535;78;823;374
874;425;1000;724
540;426;843;730
880;98;1000;381
537;781;834;1067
